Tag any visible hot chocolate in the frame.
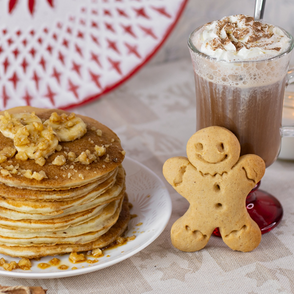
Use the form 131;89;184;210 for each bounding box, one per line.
194;74;285;167
189;15;293;167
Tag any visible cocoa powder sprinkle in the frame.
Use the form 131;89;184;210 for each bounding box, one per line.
204;14;284;53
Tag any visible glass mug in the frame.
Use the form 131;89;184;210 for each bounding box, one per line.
188;26;294;234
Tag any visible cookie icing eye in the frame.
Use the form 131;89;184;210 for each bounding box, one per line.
217;142;225;152
195;142;203;152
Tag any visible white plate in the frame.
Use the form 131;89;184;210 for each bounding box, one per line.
0;157;171;279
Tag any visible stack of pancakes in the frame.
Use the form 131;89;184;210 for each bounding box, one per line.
0;107;130;259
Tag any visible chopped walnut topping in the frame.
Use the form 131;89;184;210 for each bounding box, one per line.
35;157;46;166
116;236;125;245
0;169;11;177
14;122;59;161
0;112;22;139
0;155;7;164
91;248;104;258
76;150;96;165
1;147;16;158
5;165;15;171
96;129;102;136
0;147;17;163
67;151;76;161
5;165;18;175
0;257;25;272
56;144;62;151
32;171;43;180
44;112;87;142
15;151;28;161
69;252;86;263
22;170;47;181
0;111;42;140
94;145;106;157
22;170;32;179
2;261;18;271
18;258;32;270
52;155;66;166
104;154;110;162
115;235;136;247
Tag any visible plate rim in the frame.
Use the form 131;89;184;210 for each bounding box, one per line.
0;156;172;279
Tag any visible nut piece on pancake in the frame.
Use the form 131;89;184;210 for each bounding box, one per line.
0;111;42;139
0;107;130;262
14;122;59;163
44;111;87;142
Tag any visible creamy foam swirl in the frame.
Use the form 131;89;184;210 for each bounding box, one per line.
193;15;291;61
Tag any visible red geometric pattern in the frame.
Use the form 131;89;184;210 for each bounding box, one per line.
0;0;187;110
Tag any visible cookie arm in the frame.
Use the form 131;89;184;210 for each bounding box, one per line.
163;156;191;194
235;154;266;184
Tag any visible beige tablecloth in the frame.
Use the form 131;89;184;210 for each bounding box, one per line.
0;59;294;294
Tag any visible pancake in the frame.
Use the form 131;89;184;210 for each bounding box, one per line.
0;107;130;260
0;166;124;216
0;168;118;201
0;196;126;246
0;197;130;258
0;181;125;221
0;107;125;189
0;197;125;239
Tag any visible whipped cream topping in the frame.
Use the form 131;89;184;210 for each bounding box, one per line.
192;15;291;61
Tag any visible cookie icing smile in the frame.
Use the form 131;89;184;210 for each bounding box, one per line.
196;153;228;164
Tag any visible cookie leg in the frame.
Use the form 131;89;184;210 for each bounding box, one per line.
221;221;261;252
171;216;210;252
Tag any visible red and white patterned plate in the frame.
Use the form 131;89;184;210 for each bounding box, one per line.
0;0;187;110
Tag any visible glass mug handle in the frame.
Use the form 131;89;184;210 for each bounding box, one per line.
279;126;294;160
281;68;294;135
280;126;294;137
280;69;294;159
286;67;294;85
284;67;294;108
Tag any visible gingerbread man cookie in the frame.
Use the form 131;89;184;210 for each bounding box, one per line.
163;126;265;252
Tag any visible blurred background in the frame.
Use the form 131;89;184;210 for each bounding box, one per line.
151;0;294;65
